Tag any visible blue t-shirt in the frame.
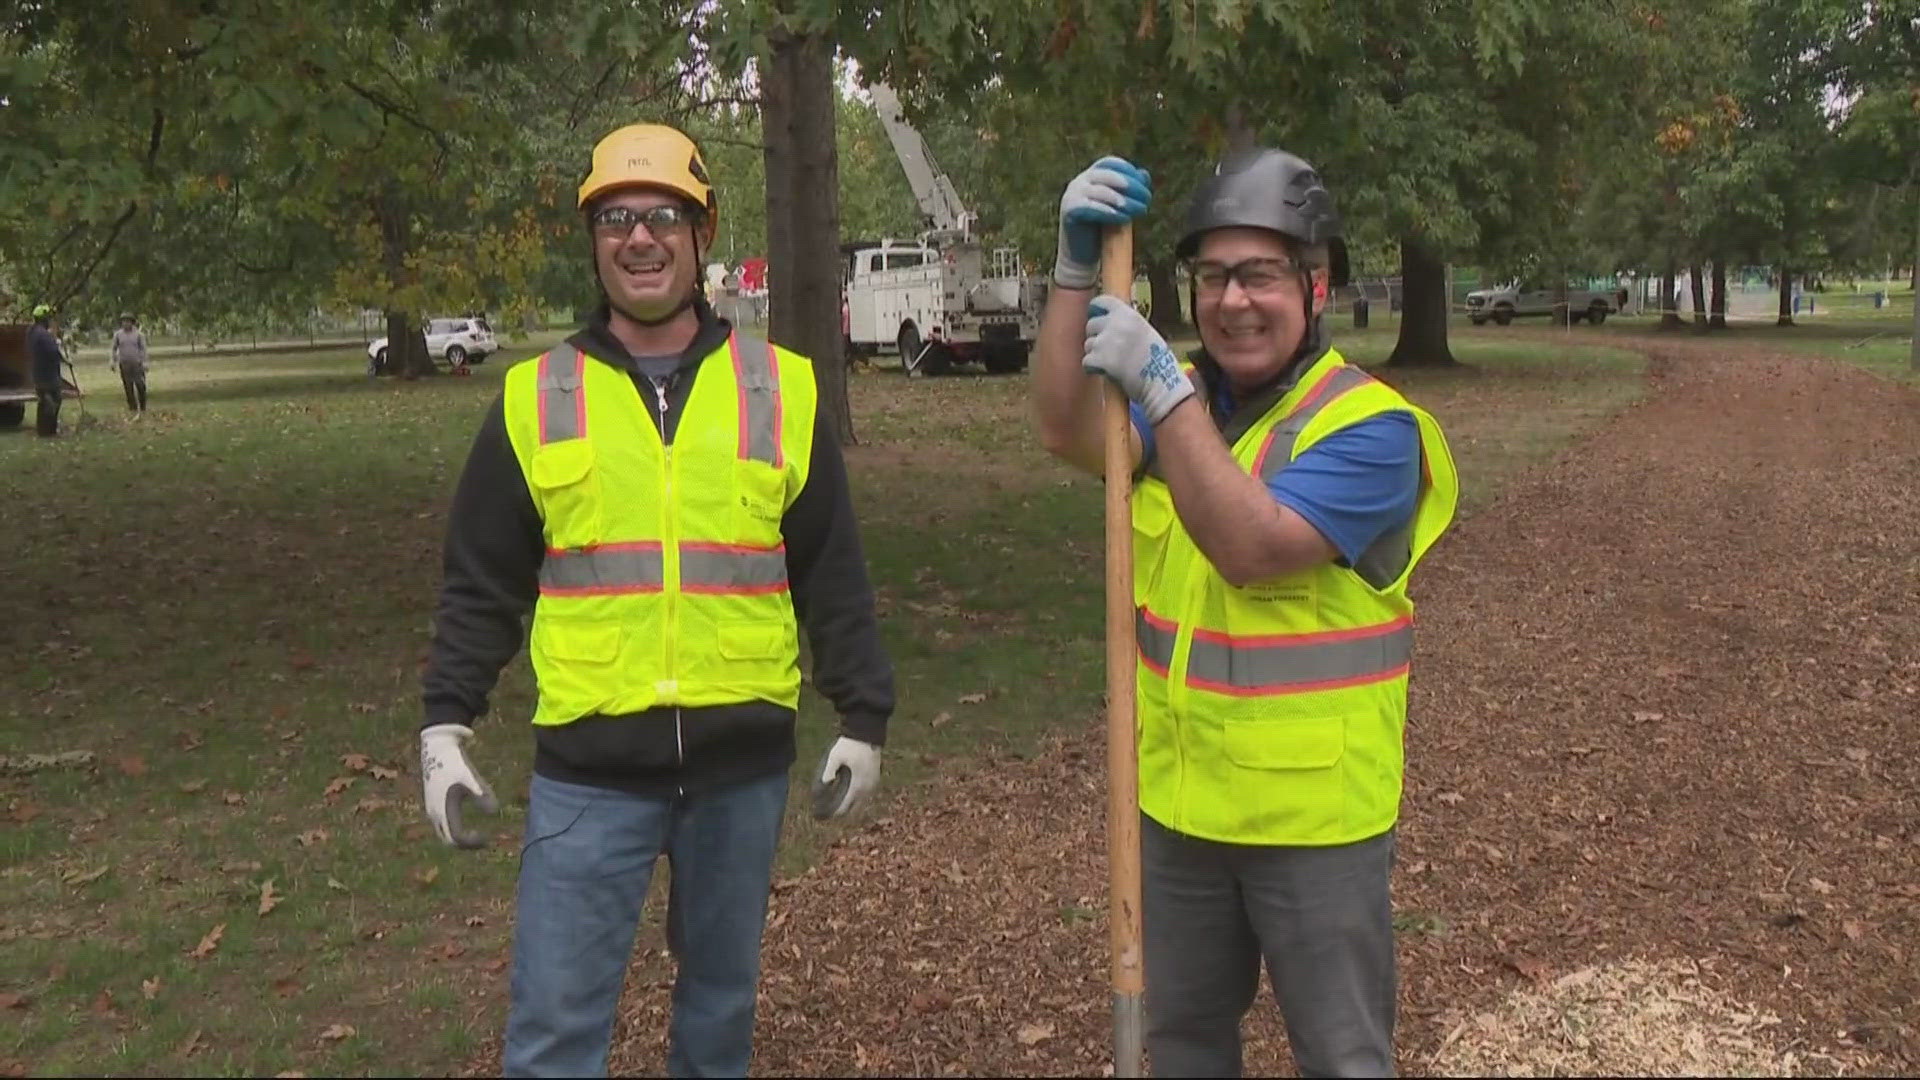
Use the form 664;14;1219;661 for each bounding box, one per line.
1133;390;1421;565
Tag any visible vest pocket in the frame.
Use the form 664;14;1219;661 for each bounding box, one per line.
528;440;603;550
1131;482;1176;602
717;621;787;660
530;619;622;724
1222;715;1345;770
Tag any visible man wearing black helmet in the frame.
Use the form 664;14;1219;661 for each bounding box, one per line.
1034;151;1460;1077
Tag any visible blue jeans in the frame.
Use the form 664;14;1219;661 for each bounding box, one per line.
502;771;790;1078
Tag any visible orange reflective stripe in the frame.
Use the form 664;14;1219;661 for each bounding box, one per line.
1253;364;1375;480
679;541;789;595
537;345;587;444
1136;606;1412;696
541;541;664;596
729;335;783;467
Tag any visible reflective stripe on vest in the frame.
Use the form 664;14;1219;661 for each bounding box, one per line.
729;336;783;467
537;337;782;464
1251;363;1376;481
537;345;587;444
540;541;787;597
1136;606;1413;695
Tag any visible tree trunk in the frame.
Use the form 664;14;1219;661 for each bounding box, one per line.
1223;101;1256;152
1777;268;1794;326
375;188;435;379
1385;236;1457;367
763;24;852;444
1709;260;1728;330
1660;260;1683;330
1146;259;1185;333
1688;264;1708;330
1911;183;1919;372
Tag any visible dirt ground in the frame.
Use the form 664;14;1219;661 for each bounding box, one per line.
502;342;1920;1076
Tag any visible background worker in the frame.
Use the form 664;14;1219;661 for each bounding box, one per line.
418;122;895;1078
110;314;150;415
26;303;66;437
1032;149;1460;1077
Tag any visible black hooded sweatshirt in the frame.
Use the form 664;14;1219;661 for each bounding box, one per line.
420;300;894;795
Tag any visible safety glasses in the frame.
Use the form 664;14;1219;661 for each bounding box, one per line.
1190;257;1300;296
591;204;696;240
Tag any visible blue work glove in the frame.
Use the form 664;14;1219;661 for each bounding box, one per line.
1084;295;1194;426
1054;156;1153;290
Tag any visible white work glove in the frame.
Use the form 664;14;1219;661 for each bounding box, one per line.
419;723;499;849
1084;295;1195;426
1054;156;1153;290
810;736;881;820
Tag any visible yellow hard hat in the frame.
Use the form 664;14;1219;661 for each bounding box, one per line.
578;124;717;231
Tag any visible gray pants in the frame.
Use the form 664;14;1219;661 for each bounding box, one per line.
1142;814;1396;1078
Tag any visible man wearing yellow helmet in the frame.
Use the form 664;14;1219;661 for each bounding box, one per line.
419;123;896;1077
27;304;66;437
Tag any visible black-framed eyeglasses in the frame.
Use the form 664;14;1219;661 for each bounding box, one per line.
591;204;696;239
1190;257;1300;296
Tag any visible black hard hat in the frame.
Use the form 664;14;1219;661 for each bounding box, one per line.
1175;148;1350;286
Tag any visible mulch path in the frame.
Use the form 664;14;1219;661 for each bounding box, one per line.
477;343;1920;1076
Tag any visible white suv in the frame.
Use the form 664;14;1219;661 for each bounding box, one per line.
367;316;498;372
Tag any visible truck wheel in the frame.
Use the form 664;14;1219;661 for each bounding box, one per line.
1587;303;1608;325
0;402;23;430
920;342;956;376
982;343;1029;374
1469;316;1487;326
445;345;468;367
1492;307;1513;326
898;325;926;375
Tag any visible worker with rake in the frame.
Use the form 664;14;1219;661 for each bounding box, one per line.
1034;147;1460;1077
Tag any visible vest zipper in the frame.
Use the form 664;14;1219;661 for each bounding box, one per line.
654;377;682;780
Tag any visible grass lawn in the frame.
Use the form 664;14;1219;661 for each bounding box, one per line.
0;321;1645;1077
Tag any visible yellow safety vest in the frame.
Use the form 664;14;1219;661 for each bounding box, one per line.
501;334;818;726
1133;348;1459;846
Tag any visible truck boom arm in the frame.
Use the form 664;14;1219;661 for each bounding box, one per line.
868;82;973;238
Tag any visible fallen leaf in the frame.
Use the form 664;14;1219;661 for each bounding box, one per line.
1808;877;1834;895
1016;1021;1055;1045
9;801;41;824
141;976;161;1000
0;993;28;1010
369;765;399;781
176;1028;206;1057
465;916;486;927
290;652;317;671
341;753;371;772
178;779;208;794
176;731;204;751
1631;710;1666;723
1842;919;1866;941
354;797;392;815
272;976;302;1000
189;923;226;959
1501;954;1552;983
323;776;354;797
220;860;263;873
62;866;109;887
958;693;987;705
114;755;148;778
222;791;246;806
318;1023;355;1042
258;880;283;916
1435;790;1465;805
326;876;348;892
295;828;329;847
929;711;951;729
90;989;115;1015
415;865;441;887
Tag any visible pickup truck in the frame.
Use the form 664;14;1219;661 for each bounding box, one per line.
1465;282;1623;326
